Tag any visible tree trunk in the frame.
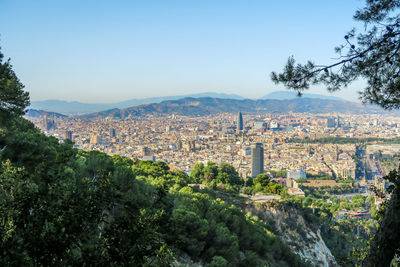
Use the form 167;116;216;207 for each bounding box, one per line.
363;185;400;267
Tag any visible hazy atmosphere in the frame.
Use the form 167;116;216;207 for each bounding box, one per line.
1;0;365;103
2;0;400;266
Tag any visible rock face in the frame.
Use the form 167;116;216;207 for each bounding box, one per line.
296;230;337;267
245;204;338;267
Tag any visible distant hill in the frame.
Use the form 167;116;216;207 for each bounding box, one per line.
80;97;383;119
29;100;110;115
30;92;245;115
25;109;69;118
262;91;344;101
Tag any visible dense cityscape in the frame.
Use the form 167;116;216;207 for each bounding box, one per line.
28;111;400;204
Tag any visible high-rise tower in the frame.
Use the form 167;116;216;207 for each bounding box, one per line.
251;143;264;178
64;130;73;141
237;112;243;131
110;128;117;138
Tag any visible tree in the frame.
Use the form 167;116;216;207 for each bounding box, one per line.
271;0;400;109
217;162;242;186
272;1;400;265
0;49;29;124
363;170;400;267
204;161;218;181
190;162;205;182
255;173;270;188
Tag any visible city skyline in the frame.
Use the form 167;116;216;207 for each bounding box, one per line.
1;0;365;103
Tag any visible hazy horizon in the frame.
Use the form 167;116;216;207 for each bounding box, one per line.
1;0;365;103
31;90;349;104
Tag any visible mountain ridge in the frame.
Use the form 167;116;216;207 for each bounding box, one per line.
25;109;69;118
30;92;245;115
30;91;353;115
80;97;384;119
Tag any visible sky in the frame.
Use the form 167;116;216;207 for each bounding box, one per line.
1;0;367;103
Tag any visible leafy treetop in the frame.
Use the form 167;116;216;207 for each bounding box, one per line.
0;49;30;124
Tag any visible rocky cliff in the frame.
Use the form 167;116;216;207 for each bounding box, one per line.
245;203;338;267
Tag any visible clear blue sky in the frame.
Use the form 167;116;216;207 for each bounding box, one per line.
1;0;366;103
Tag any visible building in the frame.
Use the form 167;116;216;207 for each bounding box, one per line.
90;134;101;145
287;168;306;179
270;120;279;129
110;128;117;138
142;146;151;157
251;143;264;178
286;178;299;189
327;118;336;128
42;115;56;131
237;112;243;131
253;121;267;131
177;140;183;150
64;130;73;141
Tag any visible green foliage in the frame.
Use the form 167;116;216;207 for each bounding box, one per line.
191;162;205;183
255;174;270;187
0;49;30;124
168;187;306;266
190;161;243;189
322;219;378;266
204;161;218;181
249;173;284;195
206;256;229;267
306;173;336;180
0;118;170;265
301;184;354;199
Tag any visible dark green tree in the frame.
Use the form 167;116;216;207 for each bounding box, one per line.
272;0;400;265
190;162;205;182
255;173;270;188
0;49;29;124
217;163;242;186
204;161;218;181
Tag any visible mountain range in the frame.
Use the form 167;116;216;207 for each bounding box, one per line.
30;92;244;115
30;91;348;115
79;97;383;119
25;109;68;118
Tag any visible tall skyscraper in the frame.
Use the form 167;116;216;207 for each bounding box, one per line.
64;130;73;141
327;118;336;128
42;115;56;131
251;143;264;178
237;112;243;131
110;128;117;138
